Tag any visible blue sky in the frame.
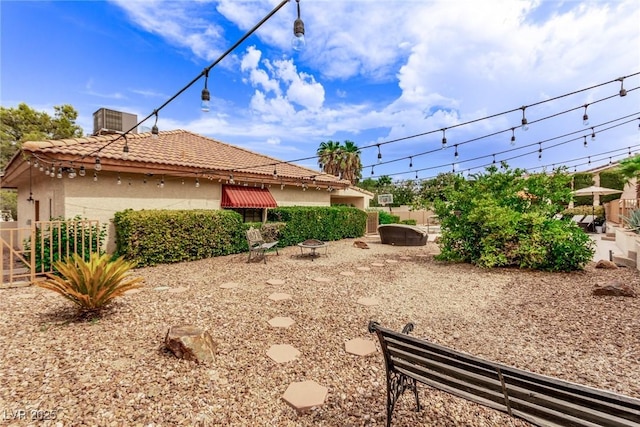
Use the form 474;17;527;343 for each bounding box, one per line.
2;0;639;182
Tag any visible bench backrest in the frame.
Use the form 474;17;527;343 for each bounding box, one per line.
369;321;640;427
246;227;264;246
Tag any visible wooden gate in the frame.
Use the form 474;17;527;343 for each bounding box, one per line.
366;211;379;234
1;227;35;287
1;219;101;286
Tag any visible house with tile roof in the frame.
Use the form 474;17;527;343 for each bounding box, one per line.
1;129;372;251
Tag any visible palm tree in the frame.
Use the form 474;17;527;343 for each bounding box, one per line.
317;140;362;185
618;154;640;199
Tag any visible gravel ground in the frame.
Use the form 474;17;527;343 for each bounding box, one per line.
1;237;639;427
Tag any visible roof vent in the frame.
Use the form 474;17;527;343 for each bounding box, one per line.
92;108;138;136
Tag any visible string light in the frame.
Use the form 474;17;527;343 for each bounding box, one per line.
377;144;382;162
151;111;159;139
582;104;589;126
291;0;305;51
201;69;211;112
454;144;459;160
538;143;542;161
492;154;496;165
117;175;122;185
510;128;516;146
229;174;235;184
521;106;529;131
619;77;627;97
415;170;418;179
371;166;374;175
79;166;86;177
93;172;98;182
273;167;277;179
591;128;596;142
94;157;102;171
122;141;130;159
583;135;588;148
588;156;591;165
68;167;76;179
409;157;413;168
195;178;200;188
441;129;447;149
160;177;165;188
57;167;62;179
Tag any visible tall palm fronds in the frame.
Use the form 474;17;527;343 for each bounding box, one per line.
317;140;362;185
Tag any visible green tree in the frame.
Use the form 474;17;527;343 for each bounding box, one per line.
1;103;83;169
618;155;640;198
317;140;362;185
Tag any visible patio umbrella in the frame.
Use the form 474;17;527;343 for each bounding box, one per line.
572;185;623;219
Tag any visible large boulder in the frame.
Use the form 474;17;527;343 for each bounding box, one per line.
595;260;617;269
592;281;636;297
165;325;217;363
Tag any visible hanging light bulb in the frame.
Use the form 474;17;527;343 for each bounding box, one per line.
588;156;591;165
117;175;122;185
409;157;413;168
619;77;627;97
94;157;102;171
591;128;596;142
273;166;278;179
521;106;529;131
415;170;418;180
510;128;516;146
582;104;590;126
122;142;130;159
201;69;211;112
69;168;76;179
441;129;447;149
538;143;542;161
93;172;98;182
160;178;165;188
151;111;159;139
195;178;200;188
377;144;382;163
454;144;459;159
291;0;305;51
583;136;588;148
45;167;50;176
39;164;44;172
78;166;86;177
492;154;496;165
229;174;235;184
57;168;63;179
371;166;374;175
33;160;39;169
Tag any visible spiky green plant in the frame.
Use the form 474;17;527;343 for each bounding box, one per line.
622;209;640;234
37;253;143;312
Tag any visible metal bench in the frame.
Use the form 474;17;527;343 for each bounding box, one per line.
246;227;279;263
368;321;640;427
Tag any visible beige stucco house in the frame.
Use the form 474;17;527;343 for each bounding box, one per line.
1;129;372;251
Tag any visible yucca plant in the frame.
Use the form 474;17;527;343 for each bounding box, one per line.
622;209;640;234
37;253;143;313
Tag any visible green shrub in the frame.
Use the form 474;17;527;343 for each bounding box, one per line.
378;210;400;224
25;216;106;273
268;206;366;246
622;209;640;233
400;219;417;225
433;165;594;271
113;209;246;266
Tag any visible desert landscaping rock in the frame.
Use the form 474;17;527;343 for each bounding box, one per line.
282;380;328;412
345;338;377;356
312;277;331;283
595;260;618;269
153;286;171;291
356;266;371;271
219;282;241;289
123;289;142;295
266;278;286;286
268;316;295;328
385;259;398;264
268;292;291;301
357;297;379;306
267;344;301;364
593;281;637;297
165;325;217;363
340;271;356;276
371;262;385;267
1;238;638;426
167;286;188;293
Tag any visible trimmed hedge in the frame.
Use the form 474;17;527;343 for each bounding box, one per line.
267;206;366;246
113;209;247;266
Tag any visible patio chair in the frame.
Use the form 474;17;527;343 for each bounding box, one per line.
246;227;279;263
570;214;585;224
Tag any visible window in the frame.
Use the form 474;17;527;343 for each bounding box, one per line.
229;208;263;223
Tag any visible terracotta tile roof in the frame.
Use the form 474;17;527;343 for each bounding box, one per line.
20;129;348;186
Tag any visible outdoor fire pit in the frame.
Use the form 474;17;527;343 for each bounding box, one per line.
297;239;328;261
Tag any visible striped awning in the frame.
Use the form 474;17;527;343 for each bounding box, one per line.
221;186;277;208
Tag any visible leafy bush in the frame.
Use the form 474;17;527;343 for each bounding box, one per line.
113;209;247;266
25;216;106;273
37;253;143;313
400;219;417;225
268;206;366;246
378;211;400;224
433;165;594;271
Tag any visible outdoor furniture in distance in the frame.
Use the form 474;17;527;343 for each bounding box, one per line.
570;214;585;224
579;214;596;232
368;321;640;427
246;227;279;263
377;224;428;246
297;239;328;261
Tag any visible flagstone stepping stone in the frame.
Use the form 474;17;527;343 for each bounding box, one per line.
267;279;285;286
340;271;355;276
345;338;377;356
124;289;142;296
312;277;331;283
399;256;412;261
385;259;398;264
168;286;188;293
153;286;171;292
371;262;385;267
268;317;295;328
220;282;240;289
356;267;371;272
267;344;301;363
282;380;328;411
268;293;291;301
357;297;379;306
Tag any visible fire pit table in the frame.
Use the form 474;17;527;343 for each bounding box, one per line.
297;239;328;261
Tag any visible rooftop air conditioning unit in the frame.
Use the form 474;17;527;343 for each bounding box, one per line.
93;108;138;136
